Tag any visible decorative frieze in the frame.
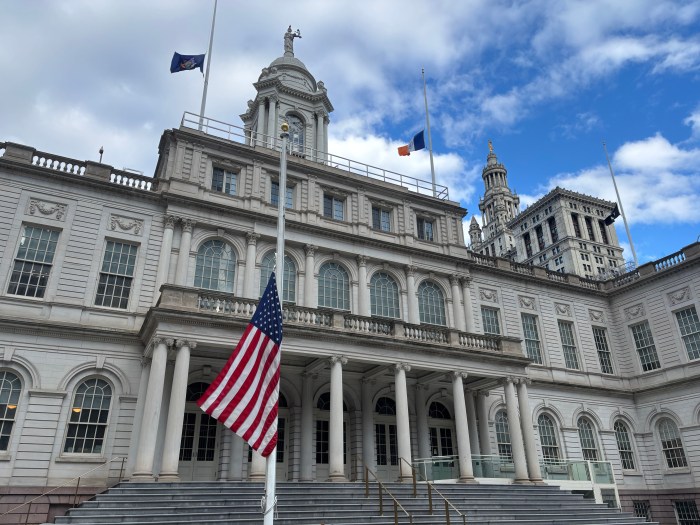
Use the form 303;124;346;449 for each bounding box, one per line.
554;303;571;317
589;309;604;323
624;303;645;321
518;295;536;310
28;198;66;221
110;214;144;235
668;287;690;306
479;288;498;303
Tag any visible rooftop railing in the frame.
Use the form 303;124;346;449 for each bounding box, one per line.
180;111;449;200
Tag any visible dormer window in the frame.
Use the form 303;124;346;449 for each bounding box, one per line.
212;168;237;196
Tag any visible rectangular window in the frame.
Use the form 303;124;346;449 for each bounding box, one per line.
535;225;545;251
417;217;434;242
675;306;700;361
482;307;501;335
598;220;610;244
323;194;344;221
270;181;293;209
524;232;533;257
675;501;700;525
7;225;60;298
95;241;138;309
571;213;582;238
211;167;237;195
547;216;558;242
631;321;661;371
585;216;596;241
593;327;614;374
316;420;329;464
521;314;543;364
558;320;580;369
372;207;391;232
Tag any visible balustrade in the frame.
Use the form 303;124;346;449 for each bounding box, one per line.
344;315;393;335
654;249;685;271
32;153;86;175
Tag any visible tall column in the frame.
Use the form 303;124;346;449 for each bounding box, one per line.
394;363;412;481
160;340;195;481
266;96;277;149
361;379;376;473
299;372;315;481
329;356;348;481
503;377;529;483
414;384;430;461
250;450;266;480
452;372;475;482
256;99;266;146
450;274;466;332
315;111;325;161
460;276;475;332
126;358;151;476
517;379;543;482
322;115;329;162
405;265;419;325
304;245;317;308
465;390;481;455
357;255;370;317
154;215;177;305
244;233;260;299
132;338;171;480
175;219;195;286
476;391;492;455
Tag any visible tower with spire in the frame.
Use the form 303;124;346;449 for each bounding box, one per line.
240;26;333;161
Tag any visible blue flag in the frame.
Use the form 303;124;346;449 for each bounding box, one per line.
170;52;205;74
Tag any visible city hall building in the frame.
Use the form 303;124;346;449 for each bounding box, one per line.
1;32;699;524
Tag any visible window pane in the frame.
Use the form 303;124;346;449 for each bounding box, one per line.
577;418;599;461
8;226;59;298
318;262;350;310
194;240;236;292
417;281;446;326
593;327;614;374
631;322;661;371
538;414;560;462
659;419;688;468
614;421;636;470
63;379;112;454
259;252;296;303
95;241;137;309
558;321;580;369
482;307;501;335
495;411;512;460
370;272;400;318
0;372;21;452
675;307;700;361
522;314;543;364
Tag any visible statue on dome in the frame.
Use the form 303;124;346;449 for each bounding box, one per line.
284;26;302;55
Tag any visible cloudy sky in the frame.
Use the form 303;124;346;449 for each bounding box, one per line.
1;0;699;263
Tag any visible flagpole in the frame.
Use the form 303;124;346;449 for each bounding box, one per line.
422;67;436;197
603;141;638;268
198;0;217;131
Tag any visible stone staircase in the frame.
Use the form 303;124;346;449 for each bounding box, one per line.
53;481;657;525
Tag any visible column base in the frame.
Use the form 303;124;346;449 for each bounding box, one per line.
328;473;347;482
158;473;181;482
458;476;478;484
249;473;266;481
130;472;156;482
513;477;533;484
529;478;546;485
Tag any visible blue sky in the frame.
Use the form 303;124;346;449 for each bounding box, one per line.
1;0;699;264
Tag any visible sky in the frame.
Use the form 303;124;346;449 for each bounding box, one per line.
1;0;699;264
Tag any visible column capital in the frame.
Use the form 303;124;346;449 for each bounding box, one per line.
414;383;429;392
452;371;468;380
246;232;260;246
356;254;368;266
405;265;417;277
268;94;278;104
476;390;490;399
304;244;317;257
459;274;472;286
329;355;348;366
176;339;197;350
181;218;196;233
394;363;411;373
449;274;460;286
164;214;178;230
518;377;532;386
502;376;516;386
140;356;151;367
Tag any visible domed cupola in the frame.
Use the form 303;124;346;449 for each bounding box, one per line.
240;26;333;161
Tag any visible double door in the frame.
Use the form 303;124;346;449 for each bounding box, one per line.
178;410;219;481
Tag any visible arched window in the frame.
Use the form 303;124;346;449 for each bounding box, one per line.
63;378;112;454
417;281;446;326
288;115;304;154
495;410;512;460
537;414;560;462
375;397;396;415
194;240;236;292
186;382;210;402
614;420;636;470
370;272;400;318
259;252;296;303
316;392;347;412
428;402;451;419
0;371;21;452
318;262;350;311
658;418;688;468
577;418;599;460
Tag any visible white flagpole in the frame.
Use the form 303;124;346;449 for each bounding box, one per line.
198;0;217;131
603;141;638;268
422;67;437;197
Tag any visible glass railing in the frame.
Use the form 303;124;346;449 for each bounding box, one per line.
471;454;516;479
539;459;615;484
413;455;459;481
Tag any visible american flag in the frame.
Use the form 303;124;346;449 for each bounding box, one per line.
198;273;283;457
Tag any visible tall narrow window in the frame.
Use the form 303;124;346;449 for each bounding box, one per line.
270;181;293;209
675;501;700;524
535;225;545;251
598;220;609;244
323;194;344;221
0;371;21;452
633;501;651;521
194;240;236;293
548;217;559;243
558;321;580;369
95;241;138;309
675;306;700;361
577;418;599;460
417;217;434;242
318;262;350;310
417;281;446;326
614;421;636;470
658;418;687;468
372;206;392;232
571;213;581;238
521;314;543;364
211;167;237;195
631;321;661;371
7;225;59;298
523;232;533;257
370;272;400;318
495;410;512;460
63;378;112;454
585;217;596;241
481;307;501;335
537;414;560;462
259;252;296;303
593;327;614;374
288;115;304;154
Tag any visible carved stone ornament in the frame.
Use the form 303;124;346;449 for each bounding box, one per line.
304;244;316;257
518;295;536;310
624;304;645;321
554;303;571;317
479;288;498;303
29;198;66;221
668;287;690;306
110;214;144;235
589;309;604;323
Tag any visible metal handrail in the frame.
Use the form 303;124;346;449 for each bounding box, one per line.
400;457;467;525
0;456;126;521
358;459;413;525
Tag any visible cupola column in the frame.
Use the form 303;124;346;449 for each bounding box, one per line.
256;99;266;146
266;96;278;149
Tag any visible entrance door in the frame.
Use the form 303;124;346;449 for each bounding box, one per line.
375;422;399;480
275;413;289;480
428;401;456;480
178;410;219;481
